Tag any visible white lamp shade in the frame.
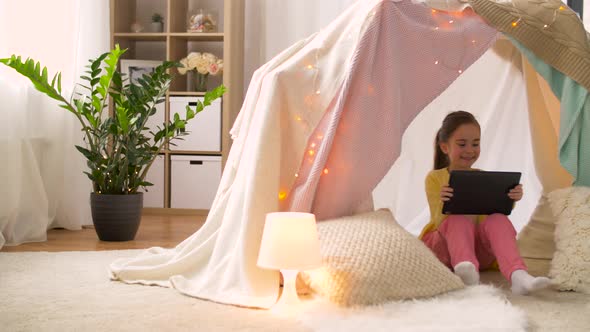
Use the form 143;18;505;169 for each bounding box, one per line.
257;212;322;270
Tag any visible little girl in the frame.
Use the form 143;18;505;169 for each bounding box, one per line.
420;111;551;295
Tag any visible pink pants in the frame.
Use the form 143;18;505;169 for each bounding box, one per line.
422;213;527;281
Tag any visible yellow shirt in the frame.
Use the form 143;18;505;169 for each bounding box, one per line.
419;168;486;239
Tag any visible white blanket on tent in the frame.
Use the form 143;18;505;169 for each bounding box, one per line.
110;0;500;308
110;0;370;308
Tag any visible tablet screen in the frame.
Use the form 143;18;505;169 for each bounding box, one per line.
442;170;521;215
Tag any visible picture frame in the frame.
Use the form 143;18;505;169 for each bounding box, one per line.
120;59;163;85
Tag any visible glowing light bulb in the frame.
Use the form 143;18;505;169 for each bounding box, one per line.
431;9;437;13
434;27;439;30
295;173;299;178
306;64;313;70
543;24;548;28
559;6;564;10
308;150;315;156
315;90;321;94
311;143;316;148
278;191;287;200
295;115;302;121
434;60;439;65
449;20;454;24
458;70;463;74
511;21;518;27
323;168;329;175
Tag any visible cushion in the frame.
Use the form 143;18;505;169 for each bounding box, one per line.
547;186;590;293
517;194;557;260
300;209;464;306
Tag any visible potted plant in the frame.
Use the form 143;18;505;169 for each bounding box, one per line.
151;13;164;32
0;45;225;241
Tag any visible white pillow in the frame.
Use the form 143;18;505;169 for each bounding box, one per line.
547;186;590;293
300;209;464;306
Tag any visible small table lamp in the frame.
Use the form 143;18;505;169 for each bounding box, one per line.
257;212;322;310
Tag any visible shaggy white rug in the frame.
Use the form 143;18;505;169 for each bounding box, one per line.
298;285;526;332
0;249;580;332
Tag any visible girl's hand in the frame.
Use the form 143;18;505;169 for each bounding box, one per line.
508;184;523;201
441;185;453;202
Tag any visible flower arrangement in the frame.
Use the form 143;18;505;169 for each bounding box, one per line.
187;10;218;33
178;52;223;92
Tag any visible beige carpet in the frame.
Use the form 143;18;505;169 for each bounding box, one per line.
0;250;587;331
479;261;590;332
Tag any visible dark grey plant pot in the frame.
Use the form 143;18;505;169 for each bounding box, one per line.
90;192;143;241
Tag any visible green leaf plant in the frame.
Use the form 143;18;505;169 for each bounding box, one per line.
152;13;164;23
1;45;226;195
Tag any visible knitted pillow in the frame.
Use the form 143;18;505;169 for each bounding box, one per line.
300;209;464;306
547;186;590;294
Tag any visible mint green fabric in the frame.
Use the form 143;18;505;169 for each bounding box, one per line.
510;37;590;186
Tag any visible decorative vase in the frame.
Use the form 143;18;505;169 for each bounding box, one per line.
130;22;143;33
150;22;163;33
194;73;208;92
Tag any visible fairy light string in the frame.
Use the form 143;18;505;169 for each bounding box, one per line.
279;33;330;201
278;1;570;201
429;8;472;74
429;0;571;76
507;0;567;29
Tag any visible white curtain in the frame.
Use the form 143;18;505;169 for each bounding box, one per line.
0;0;109;248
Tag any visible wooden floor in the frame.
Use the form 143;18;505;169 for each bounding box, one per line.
0;214;207;252
0;214;554;276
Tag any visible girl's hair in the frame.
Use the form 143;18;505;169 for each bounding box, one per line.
434;111;480;170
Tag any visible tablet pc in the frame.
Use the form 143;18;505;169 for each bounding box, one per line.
442;170;521;215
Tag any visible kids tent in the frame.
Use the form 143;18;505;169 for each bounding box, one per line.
110;0;589;308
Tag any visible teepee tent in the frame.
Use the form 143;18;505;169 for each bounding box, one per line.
111;0;589;308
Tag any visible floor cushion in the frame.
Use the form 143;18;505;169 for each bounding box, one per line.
547;186;590;293
300;209;464;306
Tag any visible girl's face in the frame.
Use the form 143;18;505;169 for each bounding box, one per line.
440;123;480;170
